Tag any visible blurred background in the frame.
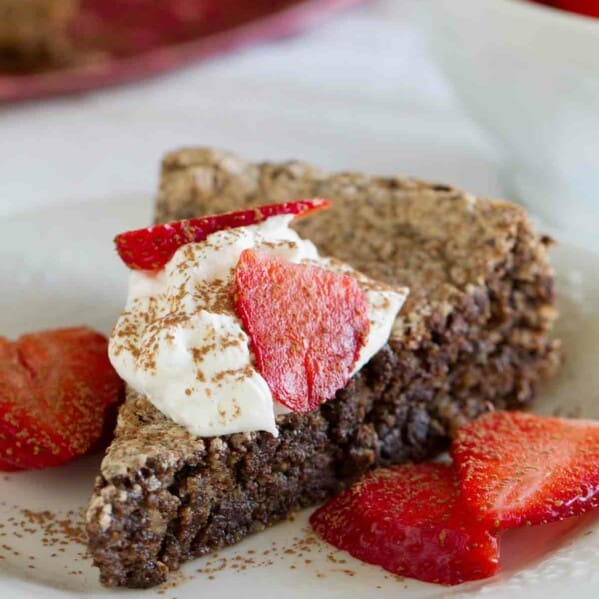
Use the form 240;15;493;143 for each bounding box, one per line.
1;0;597;247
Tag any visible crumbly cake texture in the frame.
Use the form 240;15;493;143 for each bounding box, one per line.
87;148;560;588
0;0;77;72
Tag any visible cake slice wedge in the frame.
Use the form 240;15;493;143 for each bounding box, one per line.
0;0;78;72
86;148;561;588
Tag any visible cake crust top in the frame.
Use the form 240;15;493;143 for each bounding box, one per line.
156;147;554;340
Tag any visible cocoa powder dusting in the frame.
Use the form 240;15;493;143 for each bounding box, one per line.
0;503;89;580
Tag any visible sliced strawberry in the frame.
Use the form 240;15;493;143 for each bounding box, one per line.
310;463;500;585
0;461;21;472
554;1;599;18
115;198;330;271
0;336;29;409
0;327;123;470
0;416;66;470
0;433;22;472
0;338;31;470
452;411;599;531
0;439;37;470
233;250;369;412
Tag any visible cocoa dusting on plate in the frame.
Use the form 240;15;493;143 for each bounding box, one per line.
0;502;88;577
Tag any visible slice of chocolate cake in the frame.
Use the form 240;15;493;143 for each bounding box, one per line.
0;0;78;72
86;148;561;588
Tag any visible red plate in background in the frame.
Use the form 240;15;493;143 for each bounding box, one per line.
0;0;366;104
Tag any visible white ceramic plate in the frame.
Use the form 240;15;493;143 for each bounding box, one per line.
0;197;598;599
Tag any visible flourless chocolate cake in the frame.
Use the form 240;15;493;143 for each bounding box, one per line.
0;0;77;72
86;148;561;588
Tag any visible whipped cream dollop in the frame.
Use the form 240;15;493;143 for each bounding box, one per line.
109;215;408;438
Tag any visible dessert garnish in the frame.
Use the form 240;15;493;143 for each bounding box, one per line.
0;327;122;471
533;1;599;18
114;198;330;270
452;411;599;530
109;203;407;438
310;412;599;586
234;249;370;412
0;458;19;471
310;462;500;585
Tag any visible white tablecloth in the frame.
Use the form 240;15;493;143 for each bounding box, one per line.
0;0;507;217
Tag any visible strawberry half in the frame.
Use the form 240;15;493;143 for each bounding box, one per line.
0;424;55;470
310;463;500;585
554;1;599;18
115;198;330;271
233;249;370;413
0;327;123;470
0;462;20;471
452;411;599;530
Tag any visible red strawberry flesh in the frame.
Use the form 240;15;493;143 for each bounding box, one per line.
115;198;330;271
0;460;20;471
233;249;370;413
0;422;24;470
310;463;500;585
0;327;123;470
452;411;599;530
535;1;599;18
0;423;55;470
0;338;33;470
